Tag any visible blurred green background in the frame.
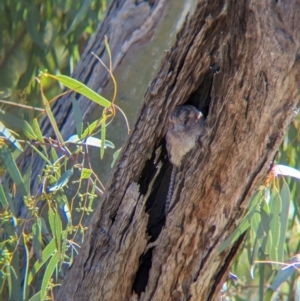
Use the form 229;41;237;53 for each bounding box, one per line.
0;0;107;104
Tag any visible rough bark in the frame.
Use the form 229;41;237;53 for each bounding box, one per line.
60;0;300;301
57;0;300;300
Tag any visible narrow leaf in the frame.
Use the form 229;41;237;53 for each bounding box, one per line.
0;111;37;140
27;238;56;285
66;135;114;148
32;118;48;156
22;233;30;300
60;229;68;268
274;164;300;180
27;142;51;165
0;184;9;209
71;97;83;138
269;192;282;262
28;291;41;301
82;119;100;137
278;183;290;262
51;146;58;163
40;251;59;301
41;94;64;145
218;219;250;252
22;158;32;197
100;118;106;159
63;0;93;37
46;74;111;108
32;218;43;262
48;208;62;258
111;148;121;168
0;146;27;195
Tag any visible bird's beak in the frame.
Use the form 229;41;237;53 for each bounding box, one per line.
197;112;203;119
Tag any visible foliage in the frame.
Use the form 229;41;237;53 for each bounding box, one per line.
219;116;300;301
0;46;127;300
0;0;107;103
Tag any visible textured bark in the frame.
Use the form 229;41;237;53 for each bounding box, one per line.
57;0;300;300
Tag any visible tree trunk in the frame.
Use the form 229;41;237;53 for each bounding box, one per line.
57;0;300;300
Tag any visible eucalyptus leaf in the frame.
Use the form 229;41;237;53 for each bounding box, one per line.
269;192;282;263
0;184;9;209
40;251;59;301
278;183;290;263
46;73;111;108
0;145;27;195
27;238;56;285
71;96;83;138
111;148;121;168
66;135;114;148
32;218;43;262
0;111;37;140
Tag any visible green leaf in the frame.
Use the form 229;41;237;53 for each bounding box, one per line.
66;135;114;148
32;118;48;157
46;74;111;108
48;208;62;259
278;183;290;262
0;274;5;299
3;182;16;216
26;3;47;49
111;148;121;168
32;119;43;142
0;145;27;195
27;238;56;285
10;247;22;301
32;218;43;262
28;291;41;301
22;159;32;197
259;208;271;255
250;230;261;266
22;233;30;300
27;142;52;165
41;94;64;145
82;119;100;138
258;257;265;301
218;219;250;253
60;229;68;268
71;96;83;138
40;251;59;301
0;184;9;209
100;117;106;159
6;264;12;299
0;111;37;140
50;147;58;163
63;0;93;37
269;192;282;262
81;168;92;179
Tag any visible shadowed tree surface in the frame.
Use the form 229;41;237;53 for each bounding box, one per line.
23;0;300;300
